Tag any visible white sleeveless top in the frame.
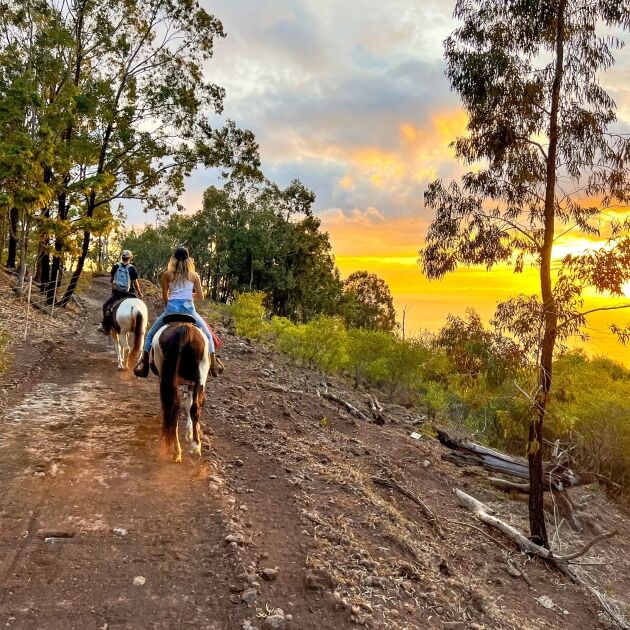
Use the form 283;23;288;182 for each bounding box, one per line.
168;278;194;301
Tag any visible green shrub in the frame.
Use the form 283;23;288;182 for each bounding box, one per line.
346;328;391;387
367;336;430;398
228;292;266;339
228;296;630;494
293;316;347;373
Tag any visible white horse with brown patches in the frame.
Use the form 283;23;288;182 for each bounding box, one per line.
149;313;210;462
110;298;148;370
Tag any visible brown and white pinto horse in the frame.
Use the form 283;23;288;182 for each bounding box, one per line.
150;314;210;462
110;298;148;370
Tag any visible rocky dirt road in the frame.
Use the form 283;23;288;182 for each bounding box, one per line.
0;276;628;630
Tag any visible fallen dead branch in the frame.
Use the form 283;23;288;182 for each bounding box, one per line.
553;530;618;562
367;395;385;425
372;476;445;539
444;518;513;553
488;477;586;532
318;387;373;423
438;429;580;489
488;477;530;493
454;488;629;630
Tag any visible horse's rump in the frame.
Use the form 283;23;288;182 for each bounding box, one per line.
110;297;148;370
158;323;206;384
156;323;209;462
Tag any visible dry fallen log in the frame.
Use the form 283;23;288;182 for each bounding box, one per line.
438;429;579;489
367;395;385;425
318;387;374;423
372;476;445;539
487;477;531;493
455;488;628;630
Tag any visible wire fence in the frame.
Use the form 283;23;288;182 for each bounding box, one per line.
1;267;84;342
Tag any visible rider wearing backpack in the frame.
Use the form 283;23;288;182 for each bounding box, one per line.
97;249;143;334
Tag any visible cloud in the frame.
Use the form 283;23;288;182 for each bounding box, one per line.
319;207;427;257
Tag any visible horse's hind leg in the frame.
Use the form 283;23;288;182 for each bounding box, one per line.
160;381;182;463
184;386;193;443
112;332;123;369
122;333;130;369
189;383;204;457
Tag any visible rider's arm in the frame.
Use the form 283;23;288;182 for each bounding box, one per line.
161;272;170;304
133;278;143;298
192;273;204;300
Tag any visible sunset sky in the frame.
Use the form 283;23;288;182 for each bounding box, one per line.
129;1;630;357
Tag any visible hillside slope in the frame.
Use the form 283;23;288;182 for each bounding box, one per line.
0;274;628;629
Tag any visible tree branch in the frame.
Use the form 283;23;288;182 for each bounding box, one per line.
559;304;630;329
554;530;618;562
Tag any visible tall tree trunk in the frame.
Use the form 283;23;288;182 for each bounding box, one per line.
0;213;6;267
60;191;95;307
48;192;67;304
36;169;53;287
6;207;18;269
212;255;220;301
530;0;566;549
49;0;86;305
17;212;30;294
60;224;90;306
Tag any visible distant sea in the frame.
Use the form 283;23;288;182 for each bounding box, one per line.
335;256;630;366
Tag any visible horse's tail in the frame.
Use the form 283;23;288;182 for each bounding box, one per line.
129;307;144;369
160;325;203;446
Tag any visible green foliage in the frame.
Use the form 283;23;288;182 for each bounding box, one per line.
122;180;352;325
549;351;630;489
122;214;192;283
341;271;397;332
346;328;391;388
265;315;347;373
0;0;259;304
367;336;429;398
437;309;525;385
228;292;266;340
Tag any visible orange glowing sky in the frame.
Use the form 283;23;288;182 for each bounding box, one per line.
126;1;630;361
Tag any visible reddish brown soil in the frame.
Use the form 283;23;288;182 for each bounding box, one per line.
0;276;629;629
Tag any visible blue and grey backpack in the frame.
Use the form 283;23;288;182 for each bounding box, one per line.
113;264;131;292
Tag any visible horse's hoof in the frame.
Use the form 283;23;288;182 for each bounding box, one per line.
190;443;202;457
174;454;182;463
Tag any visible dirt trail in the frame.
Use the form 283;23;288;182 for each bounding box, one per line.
1;277;629;630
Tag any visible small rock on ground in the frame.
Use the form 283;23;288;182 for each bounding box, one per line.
261;615;285;630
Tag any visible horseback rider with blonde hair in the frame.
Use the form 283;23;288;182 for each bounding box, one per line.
134;246;220;378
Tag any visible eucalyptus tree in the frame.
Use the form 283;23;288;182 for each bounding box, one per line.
0;0;67;286
420;1;630;546
54;0;239;305
0;0;259;303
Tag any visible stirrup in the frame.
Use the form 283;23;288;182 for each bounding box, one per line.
210;353;220;378
134;352;150;378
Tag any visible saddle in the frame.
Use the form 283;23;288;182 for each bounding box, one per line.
163;313;198;325
105;296;133;319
